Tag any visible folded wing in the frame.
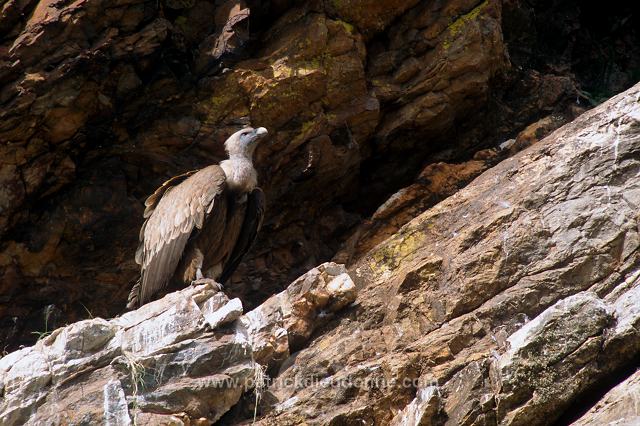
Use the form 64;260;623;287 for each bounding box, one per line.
219;188;265;284
127;166;227;309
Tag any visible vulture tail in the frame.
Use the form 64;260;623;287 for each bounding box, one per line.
126;277;142;310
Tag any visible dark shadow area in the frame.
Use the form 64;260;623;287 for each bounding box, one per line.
554;362;640;425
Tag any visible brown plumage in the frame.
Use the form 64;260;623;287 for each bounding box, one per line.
127;127;268;309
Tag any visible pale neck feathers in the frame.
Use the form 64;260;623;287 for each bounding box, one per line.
220;155;257;193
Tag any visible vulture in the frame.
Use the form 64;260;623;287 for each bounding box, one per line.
127;126;268;309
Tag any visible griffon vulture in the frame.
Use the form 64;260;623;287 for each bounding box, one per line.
127;126;268;309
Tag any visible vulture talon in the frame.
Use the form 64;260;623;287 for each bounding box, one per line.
191;278;224;292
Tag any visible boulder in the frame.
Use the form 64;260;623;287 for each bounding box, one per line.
0;263;356;425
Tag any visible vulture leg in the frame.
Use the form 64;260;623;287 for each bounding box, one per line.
188;254;223;291
180;247;204;284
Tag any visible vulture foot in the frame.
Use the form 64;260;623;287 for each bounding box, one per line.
191;278;224;292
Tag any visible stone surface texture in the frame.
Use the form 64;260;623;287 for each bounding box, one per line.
0;262;356;425
2;0;614;347
254;83;640;424
1;81;638;425
572;368;640;426
2;0;640;424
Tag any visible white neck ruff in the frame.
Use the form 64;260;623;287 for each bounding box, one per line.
220;157;257;194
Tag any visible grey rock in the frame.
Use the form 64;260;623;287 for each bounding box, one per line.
493;292;613;425
0;263;356;425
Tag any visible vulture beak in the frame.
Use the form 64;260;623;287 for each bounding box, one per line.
248;127;268;147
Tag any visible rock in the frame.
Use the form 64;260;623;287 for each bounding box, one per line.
240;81;640;424
239;262;356;367
0;0;596;349
0;262;355;425
390;385;444;426
326;0;421;39
1;0;640;423
440;359;497;425
504;114;572;155
493;292;613;424
335;152;502;265
369;0;508;148
194;1;251;74
572;369;640;425
335;105;576;267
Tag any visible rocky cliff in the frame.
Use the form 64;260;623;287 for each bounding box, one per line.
2;81;640;425
1;0;640;424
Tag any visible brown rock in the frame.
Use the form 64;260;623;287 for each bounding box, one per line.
246;81;640;424
370;0;508;147
326;0;421;39
335;155;499;264
504;114;571;155
0;3;637;408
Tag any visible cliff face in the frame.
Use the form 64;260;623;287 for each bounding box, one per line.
2;82;640;425
1;0;640;424
3;0;638;349
261;83;640;425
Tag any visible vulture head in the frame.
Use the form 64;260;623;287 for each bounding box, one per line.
225;126;268;157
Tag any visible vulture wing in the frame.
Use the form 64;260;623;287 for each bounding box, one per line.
127;166;227;309
219;188;265;284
